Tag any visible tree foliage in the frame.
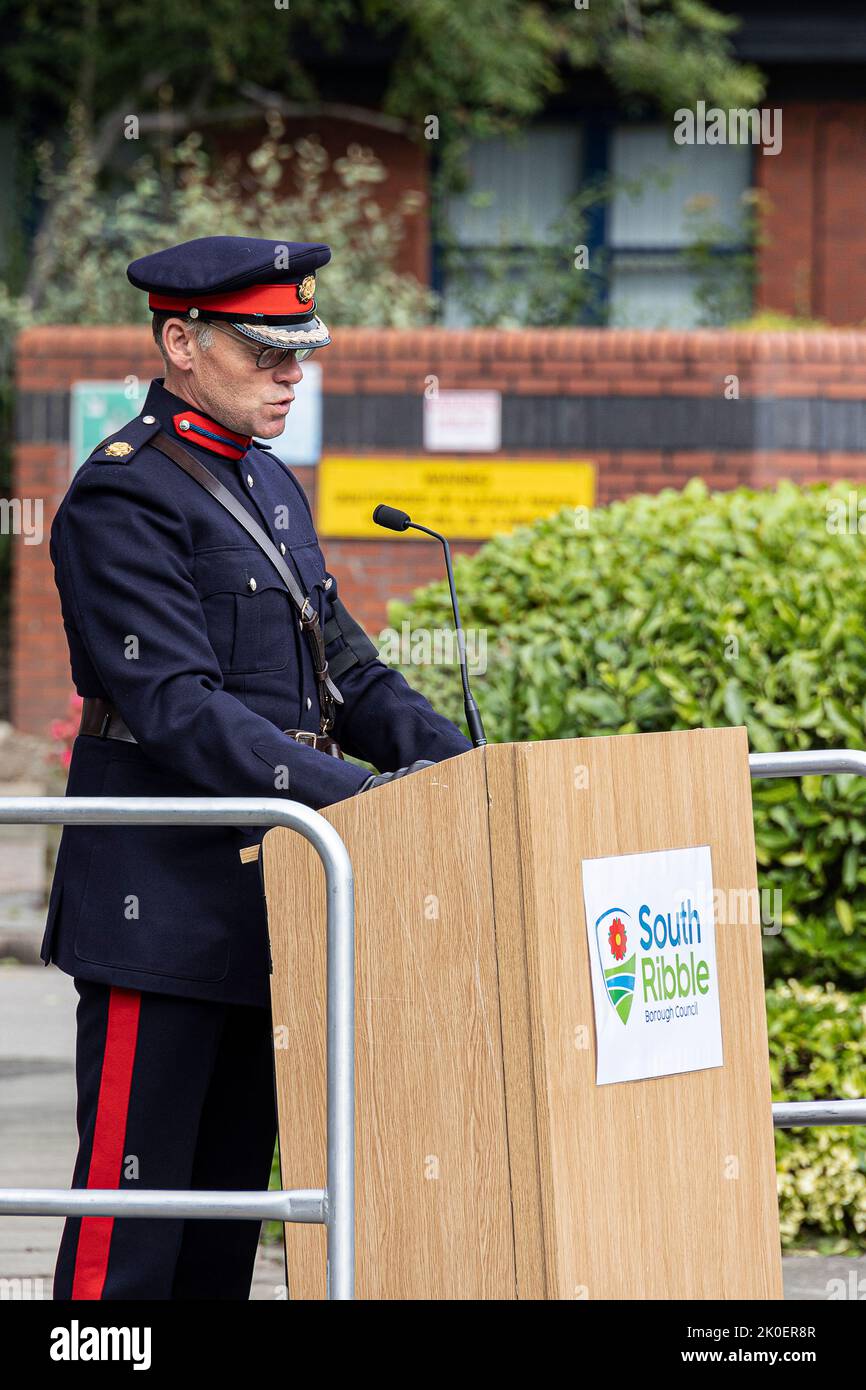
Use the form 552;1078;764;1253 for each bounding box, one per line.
0;1;766;314
0;112;435;330
0;1;764;182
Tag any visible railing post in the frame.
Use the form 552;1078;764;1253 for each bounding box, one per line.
0;795;356;1300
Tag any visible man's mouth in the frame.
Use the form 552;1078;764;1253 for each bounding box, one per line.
270;398;294;414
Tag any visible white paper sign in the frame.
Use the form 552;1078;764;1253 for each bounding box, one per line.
581;845;723;1086
423;390;501;452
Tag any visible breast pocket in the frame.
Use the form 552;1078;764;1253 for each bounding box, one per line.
195;544;293;675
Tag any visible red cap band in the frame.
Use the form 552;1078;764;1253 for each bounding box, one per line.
149;283;312;319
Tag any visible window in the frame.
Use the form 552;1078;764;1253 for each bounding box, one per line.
607;126;753;328
435;120;754;329
439;125;584;327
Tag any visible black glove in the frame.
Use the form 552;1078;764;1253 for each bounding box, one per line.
355;759;436;794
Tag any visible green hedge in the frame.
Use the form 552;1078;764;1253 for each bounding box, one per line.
389;478;866;990
388;478;866;1251
770;980;866;1248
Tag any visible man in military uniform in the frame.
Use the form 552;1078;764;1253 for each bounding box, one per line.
43;236;473;1299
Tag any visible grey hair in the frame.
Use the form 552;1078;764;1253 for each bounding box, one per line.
151;312;215;365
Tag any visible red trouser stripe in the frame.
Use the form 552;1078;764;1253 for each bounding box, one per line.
71;987;142;1299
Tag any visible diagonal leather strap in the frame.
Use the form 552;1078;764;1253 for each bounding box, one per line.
150;429;344;729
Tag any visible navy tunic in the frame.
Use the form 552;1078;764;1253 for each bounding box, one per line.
41;378;473;1007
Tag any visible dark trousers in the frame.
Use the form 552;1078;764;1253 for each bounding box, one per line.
53;978;280;1300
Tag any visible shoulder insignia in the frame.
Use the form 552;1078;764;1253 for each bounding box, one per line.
86;413;162;467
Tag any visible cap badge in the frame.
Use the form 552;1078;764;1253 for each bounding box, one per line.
297;274;316;303
104;441;133;457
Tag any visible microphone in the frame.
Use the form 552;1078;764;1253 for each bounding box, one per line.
373;504;487;747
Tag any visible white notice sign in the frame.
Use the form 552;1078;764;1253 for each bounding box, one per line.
423;390;502;452
581;845;724;1086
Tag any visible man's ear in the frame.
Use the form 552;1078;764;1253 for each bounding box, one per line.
162;317;197;372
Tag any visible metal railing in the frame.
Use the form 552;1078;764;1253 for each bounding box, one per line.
0;747;865;1299
0;796;355;1301
750;751;866;1131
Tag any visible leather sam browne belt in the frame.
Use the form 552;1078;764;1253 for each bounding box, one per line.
78;695;344;758
77;695;341;761
80;696;137;742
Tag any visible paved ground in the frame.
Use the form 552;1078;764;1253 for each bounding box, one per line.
0;963;864;1302
0;774;55;968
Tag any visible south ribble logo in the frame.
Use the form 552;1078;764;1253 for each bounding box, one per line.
595;900;713;1025
594;908;636;1025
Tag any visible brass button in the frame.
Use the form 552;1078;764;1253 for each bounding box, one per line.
324;577;333;590
178;419;190;431
248;577;257;592
142;415;156;424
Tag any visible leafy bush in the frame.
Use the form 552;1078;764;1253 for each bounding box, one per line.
4;107;436;333
681;187;766;327
730;310;838;332
387;478;866;989
769;980;866;1248
390;489;866;1250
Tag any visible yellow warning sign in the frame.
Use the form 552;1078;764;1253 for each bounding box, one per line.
318;456;595;539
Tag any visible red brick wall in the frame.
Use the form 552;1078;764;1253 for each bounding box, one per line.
12;325;866;737
756;102;866;324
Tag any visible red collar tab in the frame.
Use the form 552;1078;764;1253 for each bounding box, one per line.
172;409;252;460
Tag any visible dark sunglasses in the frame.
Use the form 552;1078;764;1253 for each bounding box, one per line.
207;321;314;368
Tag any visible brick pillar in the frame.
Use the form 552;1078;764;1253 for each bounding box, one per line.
756;101;866;324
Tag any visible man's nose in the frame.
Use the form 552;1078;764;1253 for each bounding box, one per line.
273;356;303;385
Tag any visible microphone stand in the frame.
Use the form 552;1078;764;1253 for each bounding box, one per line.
372;505;487;748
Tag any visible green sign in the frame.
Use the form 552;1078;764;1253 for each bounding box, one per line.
70;380;149;472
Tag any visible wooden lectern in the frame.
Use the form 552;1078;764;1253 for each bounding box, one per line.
255;727;782;1300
